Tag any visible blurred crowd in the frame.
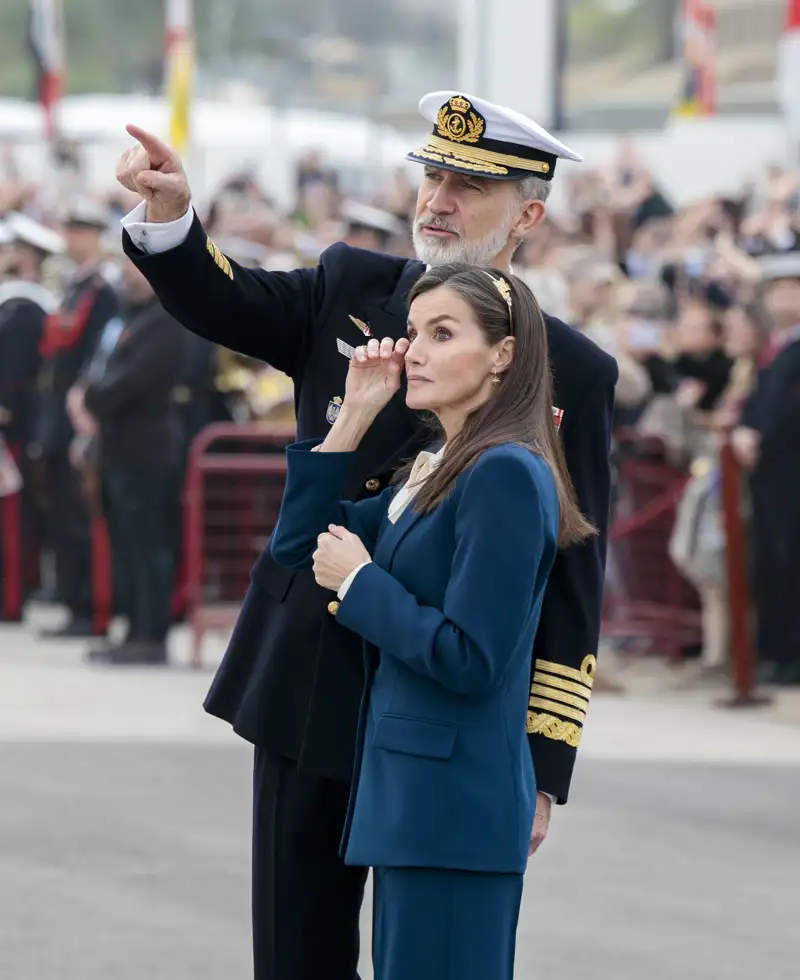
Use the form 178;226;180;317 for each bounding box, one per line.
1;135;799;684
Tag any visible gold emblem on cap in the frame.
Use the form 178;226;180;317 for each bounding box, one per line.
436;95;485;145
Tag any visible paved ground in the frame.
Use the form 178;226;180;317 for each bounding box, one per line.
1;607;799;979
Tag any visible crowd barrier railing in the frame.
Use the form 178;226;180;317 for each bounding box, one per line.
183;422;295;668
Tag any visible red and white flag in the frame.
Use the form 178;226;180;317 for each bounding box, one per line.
27;0;64;139
778;0;800;138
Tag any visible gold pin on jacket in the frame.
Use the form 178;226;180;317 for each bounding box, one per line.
349;314;372;337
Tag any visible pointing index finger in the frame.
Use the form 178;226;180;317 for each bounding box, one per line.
125;124;173;167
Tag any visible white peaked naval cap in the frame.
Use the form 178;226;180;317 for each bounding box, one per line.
407;90;583;181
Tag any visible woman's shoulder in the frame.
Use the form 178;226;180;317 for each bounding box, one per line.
465;444;555;495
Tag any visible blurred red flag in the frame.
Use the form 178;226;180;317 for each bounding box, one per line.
778;0;800;138
27;0;64;140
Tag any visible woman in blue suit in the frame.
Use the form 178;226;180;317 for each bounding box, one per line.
270;263;593;979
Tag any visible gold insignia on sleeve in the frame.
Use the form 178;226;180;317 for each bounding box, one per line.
527;712;582;747
206;237;234;280
527;655;597;744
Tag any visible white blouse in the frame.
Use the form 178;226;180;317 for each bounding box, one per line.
338;445;445;599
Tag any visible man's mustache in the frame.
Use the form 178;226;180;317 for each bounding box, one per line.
415;215;460;236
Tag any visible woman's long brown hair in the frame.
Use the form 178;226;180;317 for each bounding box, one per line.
400;263;595;548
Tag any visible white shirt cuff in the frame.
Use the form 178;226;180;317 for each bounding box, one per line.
338;561;371;600
120;201;195;254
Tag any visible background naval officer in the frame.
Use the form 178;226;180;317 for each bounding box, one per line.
115;91;617;980
35;200;119;640
733;251;800;687
0;213;62;620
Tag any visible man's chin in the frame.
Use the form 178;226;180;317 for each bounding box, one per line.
412;233;466;267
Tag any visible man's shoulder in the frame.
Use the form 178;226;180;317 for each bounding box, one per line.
544;312;618;386
319;242;418;291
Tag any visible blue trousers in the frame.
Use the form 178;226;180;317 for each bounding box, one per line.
373;867;524;980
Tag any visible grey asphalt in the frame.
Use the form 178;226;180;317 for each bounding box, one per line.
2;614;799;979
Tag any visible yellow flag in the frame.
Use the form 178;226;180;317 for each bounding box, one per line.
167;36;193;153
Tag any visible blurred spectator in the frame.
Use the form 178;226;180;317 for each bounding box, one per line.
736;253;800;686
35;200;119;639
72;260;189;667
0;214;62;619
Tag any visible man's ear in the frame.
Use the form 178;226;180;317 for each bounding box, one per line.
509;200;546;244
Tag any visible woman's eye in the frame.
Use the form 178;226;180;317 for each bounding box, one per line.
407;329;417;342
434;328;451;341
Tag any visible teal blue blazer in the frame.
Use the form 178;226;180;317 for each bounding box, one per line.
270;440;559;874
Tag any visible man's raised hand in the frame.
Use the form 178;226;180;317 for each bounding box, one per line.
115;125;191;223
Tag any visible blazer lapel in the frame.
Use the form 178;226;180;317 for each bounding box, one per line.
376;496;426;570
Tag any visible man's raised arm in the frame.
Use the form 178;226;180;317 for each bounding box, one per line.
117;125;321;379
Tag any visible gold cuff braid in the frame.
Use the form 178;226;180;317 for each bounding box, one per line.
527;711;582;748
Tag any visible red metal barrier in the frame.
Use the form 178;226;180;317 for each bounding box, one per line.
0;443;23;621
90;514;112;637
603;455;702;661
184;422;295;668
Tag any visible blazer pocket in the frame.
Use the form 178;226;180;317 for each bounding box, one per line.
373;714;458;760
251;550;296;602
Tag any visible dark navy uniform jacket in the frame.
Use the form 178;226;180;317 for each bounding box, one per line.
124;213;618;802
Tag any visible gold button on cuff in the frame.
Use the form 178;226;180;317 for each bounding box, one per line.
327;601;340;615
365;478;381;492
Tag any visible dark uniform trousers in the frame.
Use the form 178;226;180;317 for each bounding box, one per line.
125;219;618;980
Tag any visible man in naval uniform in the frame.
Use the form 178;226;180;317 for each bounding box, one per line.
36;201;120;639
734;251;800;687
0;214;62;620
116;91;618;980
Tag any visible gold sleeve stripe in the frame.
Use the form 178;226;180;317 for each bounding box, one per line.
535;654;596;689
532;672;592;701
529;696;586;725
206;237;234;280
530;684;589;714
527;711;582;747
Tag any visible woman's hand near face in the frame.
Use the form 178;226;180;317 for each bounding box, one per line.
344;337;409;413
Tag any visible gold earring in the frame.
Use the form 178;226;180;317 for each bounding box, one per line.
491;370;501;385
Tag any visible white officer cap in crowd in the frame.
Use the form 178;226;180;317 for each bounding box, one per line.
341;200;403;238
63;197;109;231
758;251;800;283
407;91;582;181
3;212;65;255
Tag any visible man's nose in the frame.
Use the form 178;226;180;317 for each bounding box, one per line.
426;183;456;215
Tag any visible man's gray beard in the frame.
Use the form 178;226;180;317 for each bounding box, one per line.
412;220;516;268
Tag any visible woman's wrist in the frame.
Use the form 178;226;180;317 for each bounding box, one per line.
317;403;377;453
